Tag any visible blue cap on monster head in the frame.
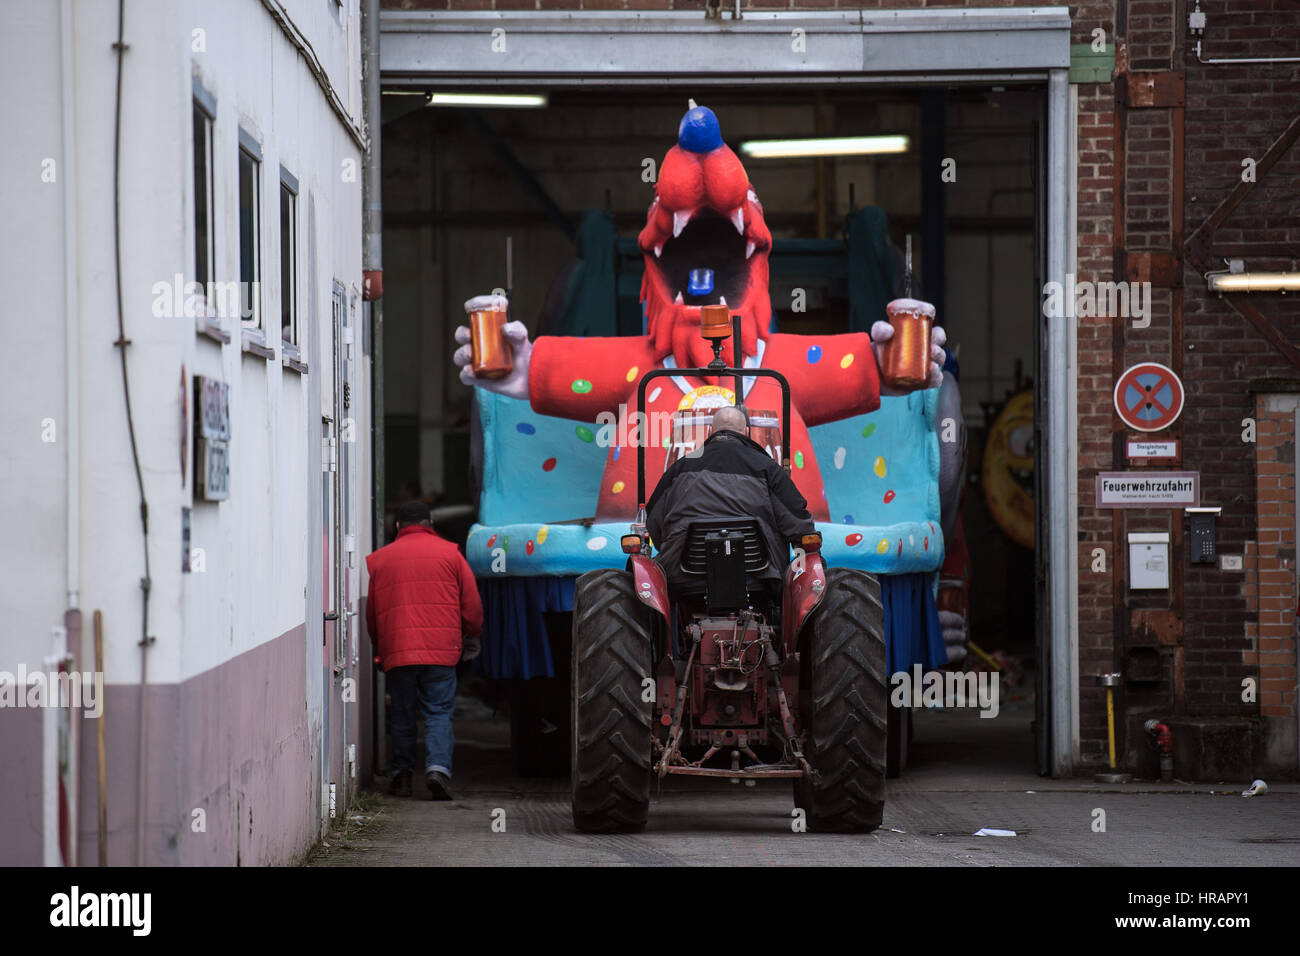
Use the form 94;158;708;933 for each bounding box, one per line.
678;105;723;154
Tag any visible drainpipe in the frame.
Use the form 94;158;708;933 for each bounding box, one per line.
362;0;385;779
60;0;81;868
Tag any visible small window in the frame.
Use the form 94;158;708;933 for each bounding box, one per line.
279;174;298;348
238;135;262;332
192;103;214;290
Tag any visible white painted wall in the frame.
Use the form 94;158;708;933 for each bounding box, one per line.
0;2;70;678
0;0;367;768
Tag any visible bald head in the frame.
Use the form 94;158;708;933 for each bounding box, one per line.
711;406;748;436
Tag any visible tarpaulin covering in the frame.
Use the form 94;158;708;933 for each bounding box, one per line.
472;576;575;680
846;205;899;334
880;572;947;674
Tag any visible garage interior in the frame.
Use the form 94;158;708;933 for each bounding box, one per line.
377;83;1046;778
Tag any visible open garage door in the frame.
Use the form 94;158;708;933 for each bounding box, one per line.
378;7;1077;775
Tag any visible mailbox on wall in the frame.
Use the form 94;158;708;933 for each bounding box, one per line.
1128;532;1170;590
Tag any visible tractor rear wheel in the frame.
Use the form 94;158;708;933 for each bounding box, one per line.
571;569;654;833
795;568;888;832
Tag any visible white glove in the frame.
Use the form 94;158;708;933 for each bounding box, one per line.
453;294;533;401
870;321;948;394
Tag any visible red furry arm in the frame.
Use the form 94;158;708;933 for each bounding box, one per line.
765;332;881;427
528;336;658;423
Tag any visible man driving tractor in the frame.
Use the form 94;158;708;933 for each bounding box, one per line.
646;405;812;591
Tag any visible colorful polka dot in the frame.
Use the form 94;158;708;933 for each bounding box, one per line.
862;423;876;439
794;450;805;469
876;538;889;554
807;345;823;364
897;539;903;557
613;446;621;461
873;456;887;478
648;386;662;403
525;540;535;555
843;514;854;524
587;536;608;551
611;480;625;494
571;379;593;394
845;533;863;546
537;526;549;544
883;490;895;503
923;536;929;550
662;436;670;449
502;536;509;552
575;425;595;443
840;353;854;370
833;446;846;470
516;422;536;435
486;534;497;548
626;366;639;383
542;457;557;472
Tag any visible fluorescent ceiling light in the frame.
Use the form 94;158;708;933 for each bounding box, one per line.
1207;272;1300;293
740;135;910;159
427;92;549;108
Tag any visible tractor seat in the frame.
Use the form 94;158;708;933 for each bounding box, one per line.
676;518;771;613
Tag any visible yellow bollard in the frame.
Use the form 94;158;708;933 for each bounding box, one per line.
1095;673;1130;783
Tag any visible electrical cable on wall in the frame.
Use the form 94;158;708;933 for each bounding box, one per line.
111;0;154;868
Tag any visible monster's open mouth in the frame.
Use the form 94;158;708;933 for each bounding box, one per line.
653;209;751;307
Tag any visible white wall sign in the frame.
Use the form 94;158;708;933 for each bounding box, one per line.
1096;471;1199;509
196;375;230;440
194;375;230;500
1126;439;1178;460
197;439;229;501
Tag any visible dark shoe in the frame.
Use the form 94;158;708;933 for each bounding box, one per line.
426;770;453;801
389;771;412;797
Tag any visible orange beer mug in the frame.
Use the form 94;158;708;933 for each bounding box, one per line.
879;297;935;391
468;303;513;380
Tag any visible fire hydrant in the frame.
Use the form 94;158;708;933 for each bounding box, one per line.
1144;719;1174;781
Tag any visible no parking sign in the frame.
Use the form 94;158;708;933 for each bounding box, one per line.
1114;362;1184;432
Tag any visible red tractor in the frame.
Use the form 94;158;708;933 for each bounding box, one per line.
570;316;888;833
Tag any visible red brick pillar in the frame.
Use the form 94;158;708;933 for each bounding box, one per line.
1247;390;1300;776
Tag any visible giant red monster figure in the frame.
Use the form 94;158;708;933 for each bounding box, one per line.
454;105;944;521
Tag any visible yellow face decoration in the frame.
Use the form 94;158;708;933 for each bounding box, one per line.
981;389;1035;551
677;385;736;410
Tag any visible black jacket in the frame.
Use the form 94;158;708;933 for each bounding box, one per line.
646;429;814;583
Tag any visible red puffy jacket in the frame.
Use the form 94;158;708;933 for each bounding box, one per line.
364;526;484;670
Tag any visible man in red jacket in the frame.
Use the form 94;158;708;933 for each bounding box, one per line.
366;500;484;800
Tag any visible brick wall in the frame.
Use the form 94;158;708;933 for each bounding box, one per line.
1181;0;1299;733
1245;392;1300;750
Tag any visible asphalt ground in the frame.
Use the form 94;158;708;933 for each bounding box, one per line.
310;688;1300;867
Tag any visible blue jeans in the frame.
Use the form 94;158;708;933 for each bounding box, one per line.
388;664;457;778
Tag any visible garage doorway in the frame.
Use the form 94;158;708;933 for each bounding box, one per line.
378;7;1077;775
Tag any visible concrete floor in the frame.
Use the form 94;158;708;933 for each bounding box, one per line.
311;690;1300;867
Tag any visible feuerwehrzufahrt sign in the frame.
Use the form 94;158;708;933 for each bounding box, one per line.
1096;471;1199;509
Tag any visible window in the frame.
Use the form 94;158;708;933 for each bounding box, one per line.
191;83;223;341
192;102;213;289
279;171;298;349
237;129;262;339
